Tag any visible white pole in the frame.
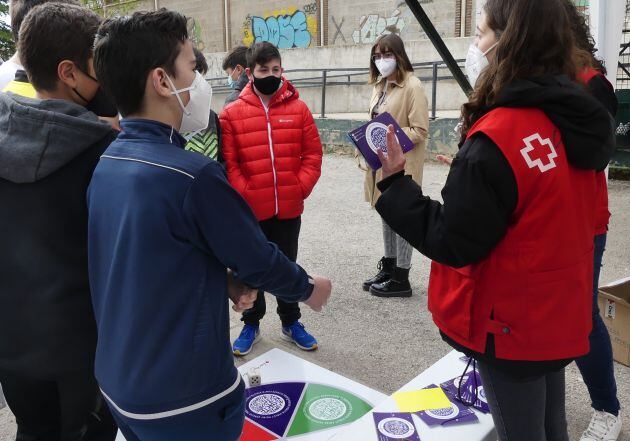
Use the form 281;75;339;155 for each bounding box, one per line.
590;0;625;86
154;0;158;11
225;0;230;51
320;0;325;46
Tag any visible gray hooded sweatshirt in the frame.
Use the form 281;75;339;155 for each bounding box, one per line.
0;92;117;377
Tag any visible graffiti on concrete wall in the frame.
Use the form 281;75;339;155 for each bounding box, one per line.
331;16;346;44
242;3;318;49
352;9;407;44
189;19;206;52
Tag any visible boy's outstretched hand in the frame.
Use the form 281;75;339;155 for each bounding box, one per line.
227;270;258;312
377;125;406;179
303;276;332;312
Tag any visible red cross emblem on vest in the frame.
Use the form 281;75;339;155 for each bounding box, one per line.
520;133;558;173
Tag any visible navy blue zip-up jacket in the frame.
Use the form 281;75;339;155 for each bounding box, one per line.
87;119;313;417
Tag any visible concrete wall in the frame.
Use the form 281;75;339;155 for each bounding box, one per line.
207;36;472;114
154;0;225;53
329;0;457;47
118;0;476;52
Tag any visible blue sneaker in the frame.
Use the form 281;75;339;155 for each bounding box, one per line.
233;324;260;356
281;322;318;351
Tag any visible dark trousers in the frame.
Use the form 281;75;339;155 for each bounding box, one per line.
478;361;568;441
0;370;117;441
242;216;302;327
110;380;245;441
575;233;620;415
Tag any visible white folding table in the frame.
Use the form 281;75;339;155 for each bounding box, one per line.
329;350;496;441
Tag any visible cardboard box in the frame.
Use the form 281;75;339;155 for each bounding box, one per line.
598;276;630;367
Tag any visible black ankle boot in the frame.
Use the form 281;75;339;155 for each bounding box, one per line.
362;257;396;291
370;267;412;298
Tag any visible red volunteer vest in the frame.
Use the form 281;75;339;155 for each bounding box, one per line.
579;67;611;234
428;108;597;361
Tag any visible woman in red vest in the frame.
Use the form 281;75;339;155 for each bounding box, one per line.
374;0;615;440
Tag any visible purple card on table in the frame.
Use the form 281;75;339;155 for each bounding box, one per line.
440;372;490;414
373;412;421;441
348;112;414;170
415;384;479;427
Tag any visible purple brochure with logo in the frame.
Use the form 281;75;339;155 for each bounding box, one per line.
415;384;478;427
440;372;490;414
348;112;415;170
373;412;421;441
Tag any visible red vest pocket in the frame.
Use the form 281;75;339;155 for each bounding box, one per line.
428;262;476;342
492;250;593;360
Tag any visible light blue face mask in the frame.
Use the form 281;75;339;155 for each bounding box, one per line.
226;67;243;89
227;74;236;89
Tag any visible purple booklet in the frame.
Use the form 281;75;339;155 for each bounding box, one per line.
440;371;490;414
373;412;421;441
415;384;479;427
348;112;414;170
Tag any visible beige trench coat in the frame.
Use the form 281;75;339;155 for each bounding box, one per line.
362;71;429;206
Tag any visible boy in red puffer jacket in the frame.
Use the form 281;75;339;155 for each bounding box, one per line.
220;42;323;356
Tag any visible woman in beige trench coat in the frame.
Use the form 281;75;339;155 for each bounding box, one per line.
361;34;429;298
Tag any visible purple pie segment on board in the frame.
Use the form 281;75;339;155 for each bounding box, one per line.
244;381;306;437
348;112;415;170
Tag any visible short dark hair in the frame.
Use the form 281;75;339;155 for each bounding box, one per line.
222;45;247;71
10;0;79;43
193;47;208;75
94;9;188;117
246;42;281;70
19;2;100;91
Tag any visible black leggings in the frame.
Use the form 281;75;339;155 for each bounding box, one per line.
477;361;569;441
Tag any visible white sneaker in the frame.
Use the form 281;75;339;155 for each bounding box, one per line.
580;410;622;441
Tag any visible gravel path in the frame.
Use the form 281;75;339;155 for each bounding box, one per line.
2;155;629;440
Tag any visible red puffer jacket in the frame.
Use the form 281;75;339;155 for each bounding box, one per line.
220;78;323;221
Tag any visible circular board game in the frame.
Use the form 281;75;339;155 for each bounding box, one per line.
240;381;375;440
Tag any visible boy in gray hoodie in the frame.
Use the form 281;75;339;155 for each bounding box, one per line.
0;3;117;440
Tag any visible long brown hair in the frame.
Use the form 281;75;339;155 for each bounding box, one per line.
563;0;606;74
461;0;581;137
368;34;414;84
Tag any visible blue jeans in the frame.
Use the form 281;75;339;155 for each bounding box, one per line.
109;380;245;441
575;234;620;416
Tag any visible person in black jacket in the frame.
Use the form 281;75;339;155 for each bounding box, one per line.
374;0;614;440
565;2;622;440
0;4;118;440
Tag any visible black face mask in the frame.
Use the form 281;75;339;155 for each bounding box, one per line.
252;74;281;96
73;72;119;117
85;87;118;117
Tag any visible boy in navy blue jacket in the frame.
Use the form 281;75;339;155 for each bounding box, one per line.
89;10;332;441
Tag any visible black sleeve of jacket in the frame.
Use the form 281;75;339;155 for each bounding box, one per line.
214;112;224;164
587;76;618;117
375;133;518;268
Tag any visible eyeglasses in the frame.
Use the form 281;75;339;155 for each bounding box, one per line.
371;52;395;62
